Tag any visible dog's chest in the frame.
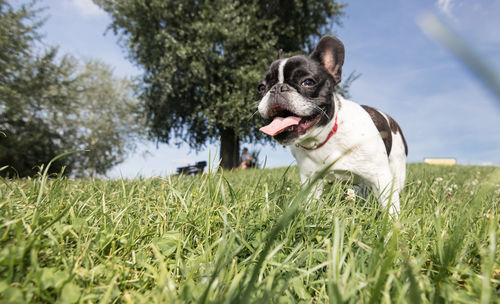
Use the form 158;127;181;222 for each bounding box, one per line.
290;99;391;181
291;133;360;181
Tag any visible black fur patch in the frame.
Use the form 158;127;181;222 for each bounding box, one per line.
361;105;408;156
388;114;408;156
362;105;393;156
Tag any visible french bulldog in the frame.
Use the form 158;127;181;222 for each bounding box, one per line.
257;36;408;215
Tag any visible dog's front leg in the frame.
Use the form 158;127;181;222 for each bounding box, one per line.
371;175;400;217
300;172;325;203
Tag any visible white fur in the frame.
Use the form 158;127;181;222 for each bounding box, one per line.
278;59;288;83
288;94;407;216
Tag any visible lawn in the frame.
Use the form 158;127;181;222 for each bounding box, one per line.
0;163;499;303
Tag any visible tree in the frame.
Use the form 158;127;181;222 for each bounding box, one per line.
0;1;144;177
96;0;346;169
66;60;144;177
0;1;78;176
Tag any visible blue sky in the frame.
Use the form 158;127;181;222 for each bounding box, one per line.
39;0;500;177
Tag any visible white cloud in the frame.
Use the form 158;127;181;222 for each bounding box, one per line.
437;0;454;17
70;0;105;17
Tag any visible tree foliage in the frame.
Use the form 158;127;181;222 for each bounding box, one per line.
256;0;346;53
96;0;346;169
0;1;143;177
62;60;145;177
1;1;75;176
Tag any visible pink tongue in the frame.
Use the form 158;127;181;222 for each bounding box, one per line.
259;116;302;136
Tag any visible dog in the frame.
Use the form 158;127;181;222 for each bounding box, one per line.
257;36;408;215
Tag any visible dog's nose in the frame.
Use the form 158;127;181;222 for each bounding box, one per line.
270;83;289;93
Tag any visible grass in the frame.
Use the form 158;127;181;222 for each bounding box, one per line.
0;163;499;303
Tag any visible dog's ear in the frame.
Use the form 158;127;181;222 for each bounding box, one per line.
310;36;345;84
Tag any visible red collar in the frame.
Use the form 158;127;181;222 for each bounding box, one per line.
298;115;338;151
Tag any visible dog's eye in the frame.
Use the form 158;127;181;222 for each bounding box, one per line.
301;78;316;87
258;84;266;93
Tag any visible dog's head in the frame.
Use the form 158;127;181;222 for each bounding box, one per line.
257;36;345;145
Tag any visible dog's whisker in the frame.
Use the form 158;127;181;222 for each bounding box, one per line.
313;104;330;120
250;110;260;118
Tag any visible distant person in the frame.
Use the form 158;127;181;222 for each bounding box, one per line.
240;147;253;169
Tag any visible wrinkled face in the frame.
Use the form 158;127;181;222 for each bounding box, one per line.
257;55;336;145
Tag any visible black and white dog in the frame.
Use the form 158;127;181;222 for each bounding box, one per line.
258;36;408;215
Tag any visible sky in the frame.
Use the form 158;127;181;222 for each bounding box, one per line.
38;0;500;177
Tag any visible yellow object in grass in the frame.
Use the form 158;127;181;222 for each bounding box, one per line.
424;158;457;166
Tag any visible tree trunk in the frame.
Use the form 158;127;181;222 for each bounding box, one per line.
219;128;240;170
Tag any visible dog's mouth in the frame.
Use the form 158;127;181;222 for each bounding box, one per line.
259;107;324;140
